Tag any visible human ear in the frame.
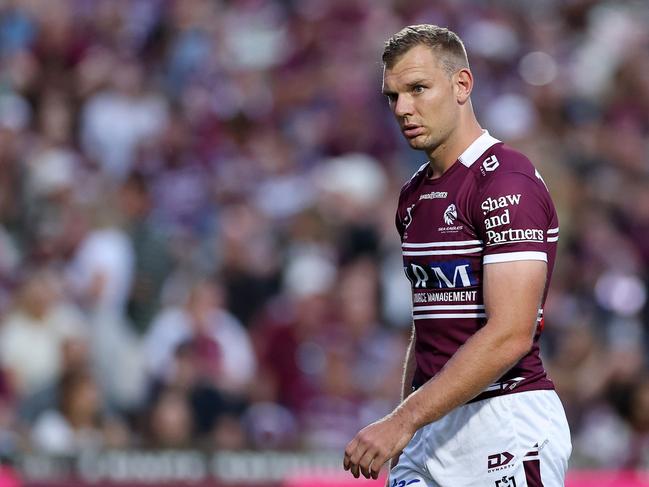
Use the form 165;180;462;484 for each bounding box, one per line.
455;69;473;104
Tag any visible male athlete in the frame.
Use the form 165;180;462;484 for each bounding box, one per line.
343;25;571;486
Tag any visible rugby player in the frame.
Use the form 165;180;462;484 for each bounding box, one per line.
343;24;571;486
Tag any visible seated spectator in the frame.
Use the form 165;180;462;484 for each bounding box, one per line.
143;278;256;395
144;340;247;445
143;386;193;449
0;269;86;400
30;369;129;454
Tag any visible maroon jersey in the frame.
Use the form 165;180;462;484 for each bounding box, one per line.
395;131;558;402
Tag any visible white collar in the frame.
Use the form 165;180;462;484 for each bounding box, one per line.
458;130;501;168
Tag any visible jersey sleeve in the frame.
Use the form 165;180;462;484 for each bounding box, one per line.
474;171;556;264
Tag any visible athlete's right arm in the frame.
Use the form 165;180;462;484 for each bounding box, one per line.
386;324;416;484
401;324;417;402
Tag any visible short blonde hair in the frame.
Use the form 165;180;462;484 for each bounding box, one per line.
382;24;469;76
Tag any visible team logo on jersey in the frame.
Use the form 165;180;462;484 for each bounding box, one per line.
495;476;517;487
403;203;415;231
482;155;500;172
443;204;457;225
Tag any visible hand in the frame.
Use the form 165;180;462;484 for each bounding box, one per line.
343;412;415;480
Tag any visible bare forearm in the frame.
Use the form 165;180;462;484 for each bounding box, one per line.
400;325;417;402
395;321;531;430
387;326;417;474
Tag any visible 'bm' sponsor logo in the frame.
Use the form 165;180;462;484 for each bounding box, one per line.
404;260;476;289
488;451;515;472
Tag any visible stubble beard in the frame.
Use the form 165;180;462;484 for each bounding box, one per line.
407;132;438;153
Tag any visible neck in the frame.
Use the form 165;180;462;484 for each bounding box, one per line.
426;117;483;179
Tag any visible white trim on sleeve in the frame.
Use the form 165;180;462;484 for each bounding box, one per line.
483;251;547;264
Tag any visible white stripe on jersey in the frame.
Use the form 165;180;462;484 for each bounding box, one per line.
547;236;559;242
547;227;559;234
413;304;485;311
413;313;487;320
412;307;543;321
402;240;483;248
486;240;547;247
483;251;547;264
403;246;483;256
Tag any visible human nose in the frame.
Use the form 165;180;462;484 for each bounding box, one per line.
393;94;414;118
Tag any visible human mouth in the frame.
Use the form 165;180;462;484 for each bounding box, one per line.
402;125;425;138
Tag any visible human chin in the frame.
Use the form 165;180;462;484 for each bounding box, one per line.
406;134;430;150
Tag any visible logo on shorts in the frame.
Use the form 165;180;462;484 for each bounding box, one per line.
487;451;514;473
495;476;517;487
391;479;421;487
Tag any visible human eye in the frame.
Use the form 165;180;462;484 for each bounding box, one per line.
413;85;425;94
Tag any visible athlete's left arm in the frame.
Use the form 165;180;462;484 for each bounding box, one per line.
343;259;546;480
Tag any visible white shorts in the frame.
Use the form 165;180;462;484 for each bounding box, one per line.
389;390;571;487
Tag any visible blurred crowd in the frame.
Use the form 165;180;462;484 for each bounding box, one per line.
0;0;648;471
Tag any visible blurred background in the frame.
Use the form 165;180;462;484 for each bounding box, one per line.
0;0;648;485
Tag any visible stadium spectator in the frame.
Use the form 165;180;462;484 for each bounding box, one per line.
30;368;129;455
0;270;86;401
143;278;256;395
